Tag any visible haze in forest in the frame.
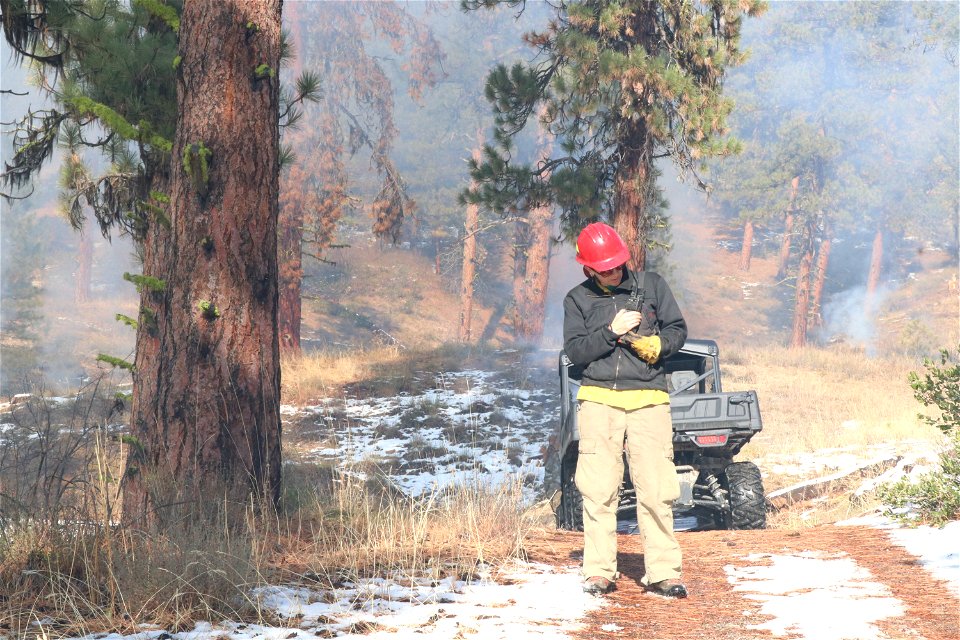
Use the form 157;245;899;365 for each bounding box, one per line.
1;1;957;393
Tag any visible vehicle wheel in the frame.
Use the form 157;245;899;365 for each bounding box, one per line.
556;446;583;531
725;461;766;530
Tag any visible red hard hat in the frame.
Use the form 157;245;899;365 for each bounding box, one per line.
575;222;631;271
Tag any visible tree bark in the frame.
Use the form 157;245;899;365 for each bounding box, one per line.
75;229;92;304
125;0;283;524
739;219;754;272
613;134;654;271
790;233;814;348
608;6;660;270
512;120;554;345
458;206;477;342
776;176;801;280
512;204;552;343
459;139;482;343
810;231;832;329
866;227;883;300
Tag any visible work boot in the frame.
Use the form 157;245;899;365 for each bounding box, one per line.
582;576;616;595
646;579;688;598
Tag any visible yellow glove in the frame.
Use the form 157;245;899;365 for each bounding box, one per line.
624;333;661;364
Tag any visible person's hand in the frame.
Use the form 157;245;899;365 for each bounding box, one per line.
609;309;642;336
624;334;661;364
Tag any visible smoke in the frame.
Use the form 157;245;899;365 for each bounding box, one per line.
541;235;588;351
819;285;891;356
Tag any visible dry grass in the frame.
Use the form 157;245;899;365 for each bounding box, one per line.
278;463;531;586
1;468;531;637
280;342;519;404
721;342;943;458
0;383;273;636
765;484;887;531
281;345;406;403
0;381;532;637
1;513;276;637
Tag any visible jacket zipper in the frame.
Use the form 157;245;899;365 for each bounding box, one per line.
612;293;621;390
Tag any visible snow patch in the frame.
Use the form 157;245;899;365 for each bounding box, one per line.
886;521;960;599
725;551;905;640
70;561;603;640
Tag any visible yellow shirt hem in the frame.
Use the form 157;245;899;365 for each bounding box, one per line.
577;385;670;410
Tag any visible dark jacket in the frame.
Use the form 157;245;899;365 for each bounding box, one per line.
562;269;687;391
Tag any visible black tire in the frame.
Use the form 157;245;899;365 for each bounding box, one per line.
557;445;584;531
725;461;766;530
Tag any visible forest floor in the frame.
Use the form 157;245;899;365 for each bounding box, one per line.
528;524;959;640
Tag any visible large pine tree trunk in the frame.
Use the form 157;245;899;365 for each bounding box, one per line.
612;6;658;271
866;227;883;299
810;231;832;329
790;234;814;348
613;138;653;270
75;230;92;304
125;0;283;523
512;204;552;343
776;176;800;280
739;219;754;272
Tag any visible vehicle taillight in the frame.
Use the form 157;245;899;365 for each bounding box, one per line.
694;434;728;446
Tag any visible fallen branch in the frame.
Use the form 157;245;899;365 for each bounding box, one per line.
766;456;902;510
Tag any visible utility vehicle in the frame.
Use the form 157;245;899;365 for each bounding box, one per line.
546;339;766;531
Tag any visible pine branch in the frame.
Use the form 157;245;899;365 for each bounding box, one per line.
96;354;135;371
133;0;180;32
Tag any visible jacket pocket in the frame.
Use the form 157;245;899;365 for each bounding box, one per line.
576;401;597;455
661;442;680;503
583;297;616;333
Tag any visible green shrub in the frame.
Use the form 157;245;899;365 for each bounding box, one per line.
879;348;960;526
909;345;960;434
878;431;960;527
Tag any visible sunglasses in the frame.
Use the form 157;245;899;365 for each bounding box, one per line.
591;265;623;277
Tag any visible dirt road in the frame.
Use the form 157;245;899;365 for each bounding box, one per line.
525;526;959;640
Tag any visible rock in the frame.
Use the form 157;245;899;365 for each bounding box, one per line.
525;497;558;529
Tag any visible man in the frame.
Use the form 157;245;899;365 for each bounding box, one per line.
562;222;688;598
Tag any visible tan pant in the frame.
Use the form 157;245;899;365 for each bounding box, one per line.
575;401;682;584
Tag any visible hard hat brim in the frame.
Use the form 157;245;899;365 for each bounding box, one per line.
576;246;631;271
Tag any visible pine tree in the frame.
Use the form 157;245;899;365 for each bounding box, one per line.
462;0;764;269
511;114;554;343
1;0;178;233
123;0;285;518
1;0;287;518
459;136;483;342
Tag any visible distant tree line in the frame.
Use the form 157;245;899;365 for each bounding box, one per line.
709;2;958;347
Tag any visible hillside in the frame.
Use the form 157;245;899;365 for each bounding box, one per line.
291;215;958;357
4;210;956;396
